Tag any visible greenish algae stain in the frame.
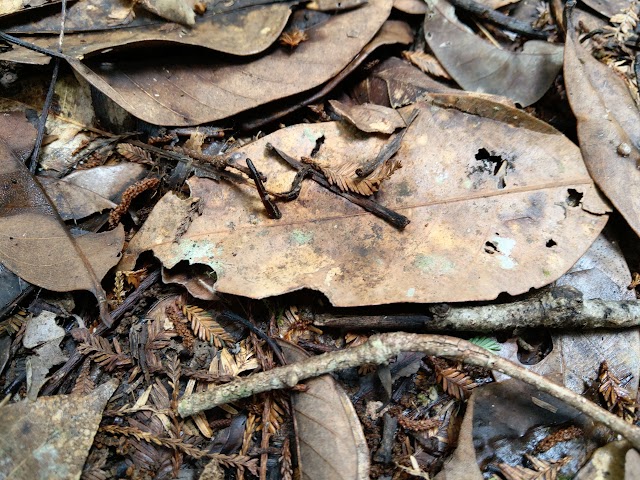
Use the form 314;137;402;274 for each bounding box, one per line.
290;230;313;245
414;254;455;274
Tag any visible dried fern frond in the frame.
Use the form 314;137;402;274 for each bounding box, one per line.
498;454;571;480
101;425;258;473
77;334;132;371
166;303;195;353
254;394;288;434
280;437;293;480
234;339;259;375
303;155;402;196
182;304;234;347
72;359;95;396
278;306;322;342
598;360;636;422
116;143;153;165
435;365;478;400
0;312;29;336
145;318;176;373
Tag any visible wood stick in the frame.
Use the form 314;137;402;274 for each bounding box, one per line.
177;332;640;451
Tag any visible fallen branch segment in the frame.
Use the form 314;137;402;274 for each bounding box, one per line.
313;286;640;331
177;332;640;451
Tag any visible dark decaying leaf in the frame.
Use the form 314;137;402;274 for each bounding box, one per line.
423;0;563;106
0;379;118;480
0;0;293;63
563;8;640;236
64;0;393;125
0;112;123;325
121;98;607;306
278;339;370;479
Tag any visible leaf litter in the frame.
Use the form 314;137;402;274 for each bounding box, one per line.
2;0;640;478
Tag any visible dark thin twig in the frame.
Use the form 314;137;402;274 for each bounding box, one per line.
445;0;551;39
356;109;419;178
29;59;60;173
27;0;68;173
246;158;281;219
220;311;286;366
267;143;410;229
0;32;73;62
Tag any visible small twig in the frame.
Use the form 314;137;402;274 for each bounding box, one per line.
220;311;286;366
27;0;68;173
246;158;281;219
356;109;419;178
312;286;640;331
177;332;640;451
0;31;74;62
267;143;410;229
445;0;551;39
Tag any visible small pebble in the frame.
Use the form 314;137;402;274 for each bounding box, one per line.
617;143;632;157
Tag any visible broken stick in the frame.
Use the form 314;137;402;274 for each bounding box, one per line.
177;332;640;451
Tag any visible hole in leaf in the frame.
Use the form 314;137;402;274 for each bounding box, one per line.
546;239;557;248
566;189;583;207
484;241;498;254
475;148;508;188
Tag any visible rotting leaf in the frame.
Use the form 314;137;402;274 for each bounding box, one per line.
121;98;608;306
278;339;369;480
0;379;118;480
0;0;294;63
423;0;563;106
63;0;393;125
0;112;123;325
563;6;640;236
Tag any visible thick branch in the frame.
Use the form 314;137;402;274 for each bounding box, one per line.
313;286;640;331
177;332;640;451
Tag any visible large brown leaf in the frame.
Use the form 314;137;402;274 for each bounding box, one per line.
277;340;369;479
0;112;122;325
423;0;563;106
0;0;292;64
121;98;608;305
63;0;392;125
0;379;118;480
563;9;640;236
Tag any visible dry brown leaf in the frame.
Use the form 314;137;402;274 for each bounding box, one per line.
0;0;292;64
0;379;118;479
39;176;117;221
63;0;392;125
436;365;478;399
278;339;370;479
563;8;640;236
402;50;452;80
423;0;563;106
182;304;234;347
121;98;607;306
393;0;428;14
329;100;406;134
0;112;123;325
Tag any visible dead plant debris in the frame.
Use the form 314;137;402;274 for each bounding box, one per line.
2;0;640;478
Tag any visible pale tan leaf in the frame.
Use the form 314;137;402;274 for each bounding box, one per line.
278;340;369;479
123;98;608;306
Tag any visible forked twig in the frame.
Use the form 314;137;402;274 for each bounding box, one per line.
178;332;640;451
